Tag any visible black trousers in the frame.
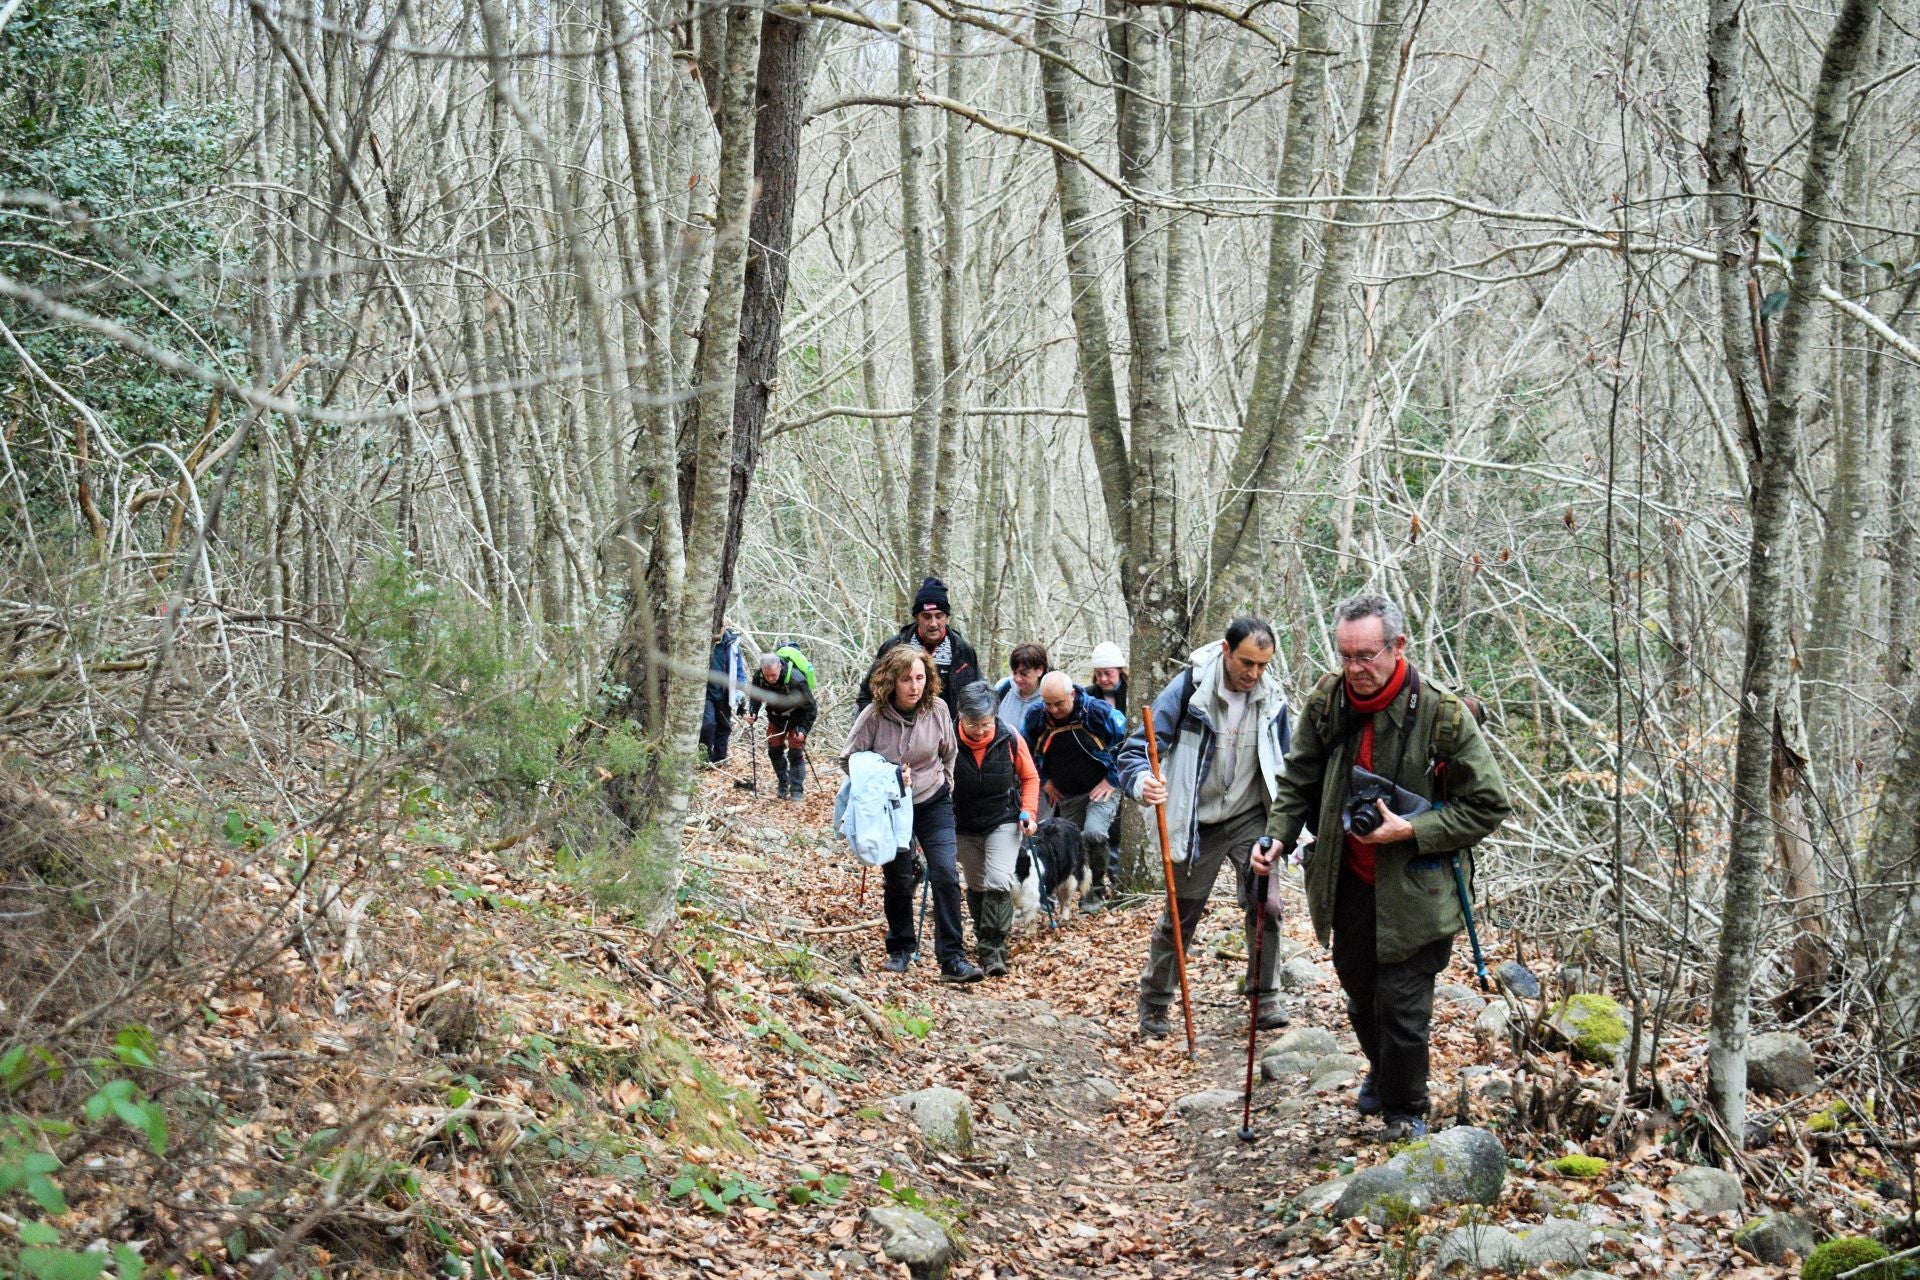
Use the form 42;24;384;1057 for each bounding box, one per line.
1331;862;1453;1118
882;788;966;968
699;697;732;761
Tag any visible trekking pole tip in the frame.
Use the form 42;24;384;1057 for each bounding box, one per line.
1237;1124;1255;1143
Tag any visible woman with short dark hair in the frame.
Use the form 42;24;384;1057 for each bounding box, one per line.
842;646;982;982
951;681;1039;976
994;642;1049;730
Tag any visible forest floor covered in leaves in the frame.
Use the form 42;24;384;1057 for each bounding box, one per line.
7;757;1915;1278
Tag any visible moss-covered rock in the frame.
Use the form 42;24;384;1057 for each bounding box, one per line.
1802;1237;1892;1280
1807;1098;1874;1133
1547;993;1635;1065
1547;1154;1608;1179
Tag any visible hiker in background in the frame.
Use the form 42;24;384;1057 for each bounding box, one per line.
856;576;984;721
1121;617;1293;1042
1022;671;1128;912
1251;592;1512;1143
700;625;749;765
1087;640;1130;885
951;681;1040;977
1089;641;1129;717
992;643;1049;732
750;649;817;802
843;645;984;983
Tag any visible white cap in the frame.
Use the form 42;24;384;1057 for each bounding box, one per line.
1089;641;1126;670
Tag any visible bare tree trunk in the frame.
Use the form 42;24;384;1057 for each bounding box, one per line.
1199;0;1407;632
929;17;969;573
710;13;815;628
601;2;762;926
1869;689;1920;1063
1037;7;1129;563
1107;0;1186;696
1707;0;1874;1140
846;147;906;613
1891;366;1918;682
898;0;943;580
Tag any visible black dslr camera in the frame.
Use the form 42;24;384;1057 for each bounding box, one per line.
1341;765;1432;836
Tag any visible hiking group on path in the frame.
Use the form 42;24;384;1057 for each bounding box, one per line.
705;576;1512;1144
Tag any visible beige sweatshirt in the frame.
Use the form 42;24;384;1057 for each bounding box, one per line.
842;696;958;804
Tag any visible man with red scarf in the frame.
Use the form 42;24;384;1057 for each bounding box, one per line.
1253;593;1511;1142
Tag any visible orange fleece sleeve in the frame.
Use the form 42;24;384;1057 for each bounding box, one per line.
1012;732;1041;817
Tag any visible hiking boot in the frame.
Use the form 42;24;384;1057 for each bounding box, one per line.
884;953;912;974
788;781;804;802
974;891;1013;977
1355;1073;1384;1116
938;960;986;984
1254;1004;1291;1031
1381;1114;1428;1143
1081;885;1107;914
1137;996;1171;1040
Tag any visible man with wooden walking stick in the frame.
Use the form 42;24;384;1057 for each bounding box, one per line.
1118;618;1293;1041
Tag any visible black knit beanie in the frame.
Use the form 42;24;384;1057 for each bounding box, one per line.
912;576;951;615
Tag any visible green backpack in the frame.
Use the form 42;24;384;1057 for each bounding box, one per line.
775;644;817;692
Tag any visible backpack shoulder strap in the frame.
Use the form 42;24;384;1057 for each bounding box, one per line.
1310;671;1343;739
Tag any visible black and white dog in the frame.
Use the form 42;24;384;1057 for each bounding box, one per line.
1012;816;1092;929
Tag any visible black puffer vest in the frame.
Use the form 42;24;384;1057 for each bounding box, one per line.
953;728;1020;835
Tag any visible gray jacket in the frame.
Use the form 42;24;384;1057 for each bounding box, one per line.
1116;647;1291;863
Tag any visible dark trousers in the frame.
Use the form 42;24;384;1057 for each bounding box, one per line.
765;723;805;791
1331;862;1453;1118
699;698;732;762
882;789;966;968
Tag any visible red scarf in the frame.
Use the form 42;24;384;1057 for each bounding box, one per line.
1344;657;1408;884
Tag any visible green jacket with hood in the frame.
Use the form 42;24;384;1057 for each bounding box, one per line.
1264;666;1512;963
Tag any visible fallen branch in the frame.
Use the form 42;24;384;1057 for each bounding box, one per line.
800;981;898;1048
793;917;885;935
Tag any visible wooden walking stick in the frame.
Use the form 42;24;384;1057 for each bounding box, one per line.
1142;707;1198;1061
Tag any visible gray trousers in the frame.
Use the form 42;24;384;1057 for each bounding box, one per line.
1138;806;1280;1013
955;822;1020;892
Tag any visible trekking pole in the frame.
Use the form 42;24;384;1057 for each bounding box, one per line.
1451;854;1491;991
736;719;760;792
1141;708;1197;1061
1239;855;1271;1142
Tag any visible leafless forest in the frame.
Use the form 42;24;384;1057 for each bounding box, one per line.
5;0;1920;1271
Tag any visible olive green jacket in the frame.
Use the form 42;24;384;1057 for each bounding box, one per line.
1264;668;1512;963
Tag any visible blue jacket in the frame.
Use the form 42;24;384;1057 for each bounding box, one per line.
1022;687;1128;794
708;630;748;711
834;750;915;867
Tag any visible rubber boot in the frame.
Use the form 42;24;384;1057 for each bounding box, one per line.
977;890;1013;976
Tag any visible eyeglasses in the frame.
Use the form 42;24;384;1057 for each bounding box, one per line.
1337;645;1389;668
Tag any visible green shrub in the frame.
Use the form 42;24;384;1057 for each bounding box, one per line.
1802;1237;1892;1280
